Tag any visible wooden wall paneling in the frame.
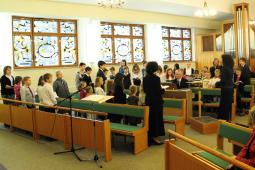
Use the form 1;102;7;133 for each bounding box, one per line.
0;104;12;125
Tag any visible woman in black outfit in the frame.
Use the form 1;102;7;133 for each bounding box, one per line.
218;54;234;121
0;66;15;104
143;62;165;145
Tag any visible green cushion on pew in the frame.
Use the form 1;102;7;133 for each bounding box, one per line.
163;116;180;122
244;85;253;93
190;87;201;94
72;93;81;100
219;123;251;145
111;123;141;132
196;150;232;169
163;99;183;109
201;89;221;96
57;99;145;118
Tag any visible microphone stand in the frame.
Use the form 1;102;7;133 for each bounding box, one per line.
54;91;85;161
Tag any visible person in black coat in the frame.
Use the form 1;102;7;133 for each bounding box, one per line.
217;54;234;121
123;66;132;90
83;67;93;86
109;73;126;123
96;61;107;83
239;57;251;85
172;70;189;89
210;58;222;78
0;66;15;104
143;62;165;145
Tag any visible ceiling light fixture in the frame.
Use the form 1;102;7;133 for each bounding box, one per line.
98;0;126;8
195;1;217;17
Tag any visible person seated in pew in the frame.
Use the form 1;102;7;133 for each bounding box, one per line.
228;106;255;169
202;72;211;88
234;67;245;116
53;71;70;99
208;69;221;88
95;77;106;96
210;58;222;78
239;57;251;86
201;66;209;78
165;68;174;81
20;76;35;108
172;69;188;89
14;76;23;102
184;63;194;76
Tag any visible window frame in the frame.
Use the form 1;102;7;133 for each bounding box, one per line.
12;16;78;69
162;26;192;62
100;22;146;64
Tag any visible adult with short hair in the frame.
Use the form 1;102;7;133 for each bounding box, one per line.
143;61;165;145
53;71;70;99
0;66;15;104
172;69;189;89
210;58;222;78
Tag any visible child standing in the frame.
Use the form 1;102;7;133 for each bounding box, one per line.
14;76;23;101
109;67;116;80
20;76;35;108
126;85;140;125
79;82;87;99
95;77;106;95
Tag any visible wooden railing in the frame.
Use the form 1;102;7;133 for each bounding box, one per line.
168;130;254;170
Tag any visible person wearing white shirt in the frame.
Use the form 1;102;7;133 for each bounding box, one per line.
208;69;221;88
184;63;194;76
131;64;142;86
94;77;106;95
39;73;57;113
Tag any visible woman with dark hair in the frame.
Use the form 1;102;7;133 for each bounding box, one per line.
217;54;234;121
0;66;15;104
119;59;127;75
143;62;165;145
173;63;180;73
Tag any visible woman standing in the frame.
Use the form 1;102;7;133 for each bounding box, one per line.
143;62;165;145
0;66;15;104
131;64;142;86
218;54;234;121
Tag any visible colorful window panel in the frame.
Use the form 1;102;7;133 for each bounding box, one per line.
183;40;192;60
162;40;170;61
115;38;131;63
61;37;77;65
162;28;169;38
114;25;130;36
133;39;144;62
60;21;76;34
183;29;191;39
100;38;113;64
132;26;143;36
101;24;112;35
170;28;182;38
13;35;33;67
170;40;183;61
34;20;58;33
34;36;59;66
13;19;31;32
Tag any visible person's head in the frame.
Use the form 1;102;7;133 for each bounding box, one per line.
114;73;124;89
56;71;63;79
129;85;138;96
222;54;234;68
95;77;103;87
106;80;114;95
3;66;12;76
132;64;140;74
239;57;247;67
120;60;127;67
213;58;220;67
79;62;86;72
110;67;116;75
163;65;169;73
124;66;129;75
38;76;44;86
146;62;159;75
235;67;242;77
157;65;163;74
14;76;22;85
187;63;191;68
85;66;92;75
166;68;174;79
98;61;106;70
43;73;53;84
204;72;211;79
79;82;87;91
202;66;209;72
174;63;180;70
175;70;183;79
248;106;255;128
23;76;31;86
214;69;220;78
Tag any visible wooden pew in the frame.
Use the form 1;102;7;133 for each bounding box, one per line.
164;89;193;123
193;120;253;169
57;99;149;154
166;130;254;170
191;87;202;117
163;98;186;135
241;85;255;108
0;98;112;162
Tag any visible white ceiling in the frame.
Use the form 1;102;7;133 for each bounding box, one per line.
48;0;253;20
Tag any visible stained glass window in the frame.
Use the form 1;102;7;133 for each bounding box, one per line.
100;38;113;64
13;35;33;67
34;20;58;33
61;37;77;65
60;21;76;34
162;27;192;61
13;18;31;32
100;22;145;64
12;16;78;68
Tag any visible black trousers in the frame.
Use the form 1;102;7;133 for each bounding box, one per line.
218;88;233;121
